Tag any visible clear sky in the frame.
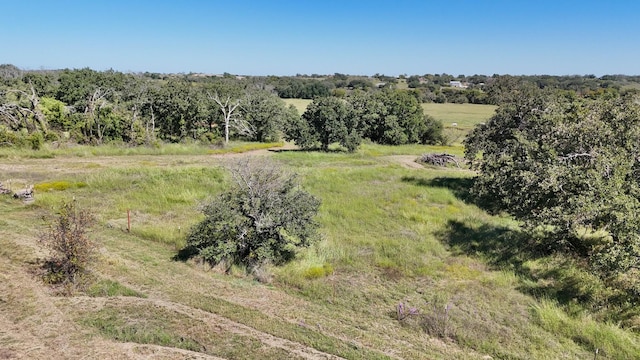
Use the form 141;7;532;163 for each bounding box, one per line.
2;0;639;76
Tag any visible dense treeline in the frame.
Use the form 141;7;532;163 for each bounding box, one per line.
265;72;640;104
0;65;298;147
406;73;639;104
0;65;450;150
1;63;639;150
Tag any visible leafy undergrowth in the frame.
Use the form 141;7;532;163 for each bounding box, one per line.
1;143;638;359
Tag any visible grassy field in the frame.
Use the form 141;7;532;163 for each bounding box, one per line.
0;143;638;359
421;103;497;130
282;98;312;114
421;103;497;145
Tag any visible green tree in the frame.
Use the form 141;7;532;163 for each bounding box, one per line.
184;158;320;273
238;90;293;142
39;97;71;131
465;89;640;314
286;96;360;152
348;89;445;145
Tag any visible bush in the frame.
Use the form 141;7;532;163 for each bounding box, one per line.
0;125;27;147
28;132;44;150
184;158;320;275
40;201;95;292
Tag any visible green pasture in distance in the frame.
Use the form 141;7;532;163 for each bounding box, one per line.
282;98;312;114
421;103;497;130
283;98;496;130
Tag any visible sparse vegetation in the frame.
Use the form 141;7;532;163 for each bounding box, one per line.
39;200;96;293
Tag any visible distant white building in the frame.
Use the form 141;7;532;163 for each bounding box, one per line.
449;80;468;88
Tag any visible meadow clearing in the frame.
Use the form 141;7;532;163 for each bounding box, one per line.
1;132;639;359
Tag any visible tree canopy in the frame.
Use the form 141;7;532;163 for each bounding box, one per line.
465;87;640;313
285;96;360;152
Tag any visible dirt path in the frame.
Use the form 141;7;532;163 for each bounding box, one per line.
382;155;425;169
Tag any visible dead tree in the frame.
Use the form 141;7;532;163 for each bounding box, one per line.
84;88;111;143
210;92;241;144
0;81;48;133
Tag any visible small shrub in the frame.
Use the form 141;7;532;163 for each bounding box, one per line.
28;132;44;150
40;201;95;293
35;181;87;192
397;294;455;340
303;263;334;279
184;158;320;273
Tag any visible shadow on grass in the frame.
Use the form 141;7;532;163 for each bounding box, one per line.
437;220;542;271
437;220;608;308
172;246;198;262
269;147;351;154
401;176;474;203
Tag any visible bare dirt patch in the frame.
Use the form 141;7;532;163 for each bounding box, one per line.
382;155;424;169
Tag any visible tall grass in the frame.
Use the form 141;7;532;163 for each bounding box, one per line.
532;299;640;359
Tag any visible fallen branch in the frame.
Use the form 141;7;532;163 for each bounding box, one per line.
13;184;34;200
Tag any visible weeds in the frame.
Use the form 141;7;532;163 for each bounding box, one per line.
39;200;95;294
397;294;455;340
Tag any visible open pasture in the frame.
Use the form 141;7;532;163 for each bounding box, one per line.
0;143;637;359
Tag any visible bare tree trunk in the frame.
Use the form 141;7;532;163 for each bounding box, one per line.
84;88;111;144
210;93;240;144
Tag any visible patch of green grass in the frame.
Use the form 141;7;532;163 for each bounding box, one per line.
86;279;146;297
25;151;55;159
80;303;313;359
358;142;466;157
532;299;640;359
421;103;497;130
186;295;391;360
34;180;88;192
80;305;203;353
0;141;283;159
303;263;334;279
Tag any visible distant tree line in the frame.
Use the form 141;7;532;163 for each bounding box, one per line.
1;64;638;149
265;72;640;104
0;65;297;147
0;65;447;150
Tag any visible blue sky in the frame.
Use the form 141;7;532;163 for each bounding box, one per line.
2;0;639;76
